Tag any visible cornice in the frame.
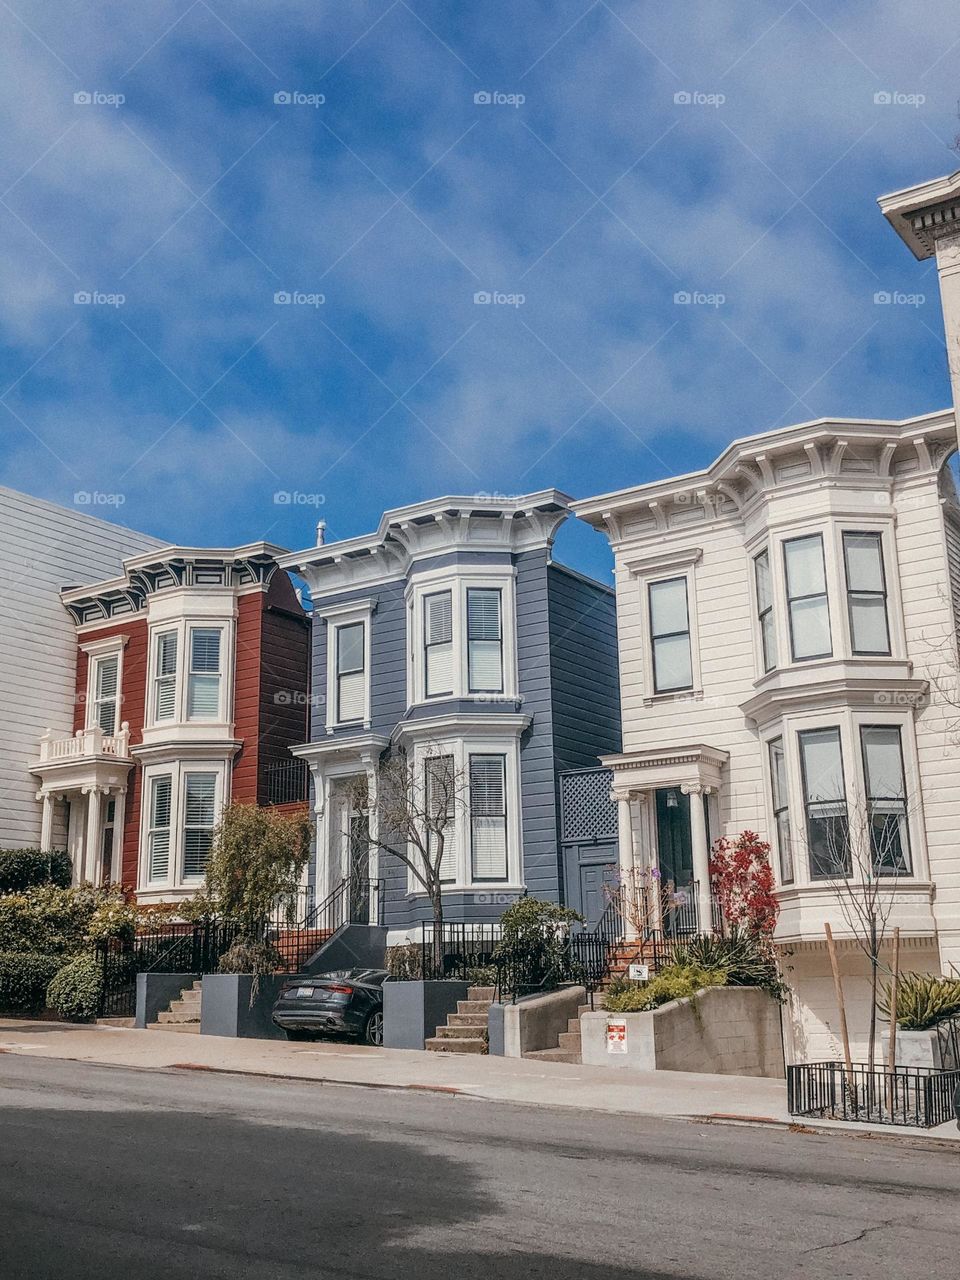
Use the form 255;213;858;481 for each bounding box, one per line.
879;169;960;260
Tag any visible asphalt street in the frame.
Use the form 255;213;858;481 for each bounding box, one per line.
1;1054;958;1279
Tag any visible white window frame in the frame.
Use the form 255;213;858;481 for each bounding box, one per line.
406;566;518;707
185;627;224;721
624;547;703;704
316;599;375;733
144;611;234;732
405;730;523;892
81;635;126;735
138;759;227;892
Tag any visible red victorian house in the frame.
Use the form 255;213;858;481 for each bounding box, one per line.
29;543;310;904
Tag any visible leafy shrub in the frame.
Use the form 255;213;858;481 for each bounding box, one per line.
85;896;139;943
465;965;497;987
603;964;726;1013
671;929;785;999
217;939;283;976
386;943;423;981
0;951;65;1013
494;897;583;991
0;884;106;955
0;848;72;894
46;953;103;1021
880;972;960;1030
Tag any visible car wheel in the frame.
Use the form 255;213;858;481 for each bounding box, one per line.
285;1029;312;1042
364;1010;383;1046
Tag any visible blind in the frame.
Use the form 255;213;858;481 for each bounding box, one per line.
155;631;178;720
425;592;452;643
338;669;365;722
467;589;501;640
424;592;453;697
426;756;457;882
95;655;118;733
183;773;216;878
148;775;172;880
467;589;502;692
190;628;221;673
470;755;507;880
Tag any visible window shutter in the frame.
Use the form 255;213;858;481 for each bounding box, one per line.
148;775;172;880
467;590;500;639
95;656;119;733
424;592;453;695
426;593;453;643
470;755;507;880
467;589;503;692
187;629;221;719
155;632;178;720
182;773;217;878
190;629;221;673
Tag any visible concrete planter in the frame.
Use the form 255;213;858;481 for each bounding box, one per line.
489;986;586;1057
882;1027;958;1071
382;980;469;1051
200;974;289;1040
581;986;785;1078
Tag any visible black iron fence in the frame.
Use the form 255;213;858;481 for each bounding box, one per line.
264;758;310;806
419;922;500;981
788;1061;960;1128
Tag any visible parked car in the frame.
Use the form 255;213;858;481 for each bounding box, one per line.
272;969;386;1045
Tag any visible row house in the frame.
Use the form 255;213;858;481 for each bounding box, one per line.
28;542;310;901
573;409;960;1061
280;491;621;942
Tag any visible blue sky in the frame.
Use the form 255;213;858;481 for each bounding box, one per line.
1;1;958;582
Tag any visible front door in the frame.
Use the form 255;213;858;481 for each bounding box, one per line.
348;812;370;924
563;841;618;930
655;788;693;889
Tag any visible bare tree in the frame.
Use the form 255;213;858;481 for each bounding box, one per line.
811;788;915;1072
346;745;469;975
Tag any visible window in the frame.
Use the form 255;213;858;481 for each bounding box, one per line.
147;774;172;881
467;588;503;693
843;532;891;656
648;577;693;693
768;738;793;884
783;535;832;661
153;631;178;721
425;755;457;883
424;592;453;697
798;727;849;879
93;654;119;734
470;754;507;881
860;726;911;875
335;623;365;723
182;773;217;879
187;628;222;719
754;550;776;672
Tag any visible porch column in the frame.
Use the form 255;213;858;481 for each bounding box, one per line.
613;788;637;940
39;792;55;852
313;770;331;900
365;761;379;922
82;787;102;886
682;783;713;934
110;789;126;884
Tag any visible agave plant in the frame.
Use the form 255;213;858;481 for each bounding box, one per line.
880;972;960;1031
670;929;785;999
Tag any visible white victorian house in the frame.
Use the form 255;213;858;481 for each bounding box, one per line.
573;408;960;1062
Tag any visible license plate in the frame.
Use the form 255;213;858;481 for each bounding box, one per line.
295;987;314;998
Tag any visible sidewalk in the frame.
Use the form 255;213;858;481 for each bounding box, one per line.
1;1019;957;1145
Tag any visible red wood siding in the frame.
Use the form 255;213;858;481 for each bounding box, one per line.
231;592;264;804
257;571;310;803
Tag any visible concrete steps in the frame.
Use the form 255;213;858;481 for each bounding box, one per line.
425;985;493;1054
146;980;202;1034
523;1003;591;1065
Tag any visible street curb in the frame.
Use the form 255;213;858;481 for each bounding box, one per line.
167;1061;465;1098
686;1112;960;1153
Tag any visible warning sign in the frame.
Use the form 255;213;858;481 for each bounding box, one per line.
628;963;649;982
606;1020;627;1053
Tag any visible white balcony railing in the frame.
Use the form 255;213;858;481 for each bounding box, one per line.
37;723;131;764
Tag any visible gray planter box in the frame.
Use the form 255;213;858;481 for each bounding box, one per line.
200;974;289;1040
382;980;469;1050
883;1027;958;1071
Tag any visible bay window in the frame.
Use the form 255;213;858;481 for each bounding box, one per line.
784;535;832;661
187;628;222;719
424;592;454;697
860;725;910;875
147;774;172;881
768;737;793;883
93;654;119;734
335;622;365;723
648;576;693;693
798;727;849;879
470;754;507;881
754;549;776;672
843;532;890;656
425;754;457;883
467;588;503;693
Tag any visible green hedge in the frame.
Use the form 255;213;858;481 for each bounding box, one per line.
0;951;66;1014
0;849;72;894
46;953;104;1022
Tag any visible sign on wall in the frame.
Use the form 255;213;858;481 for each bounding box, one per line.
606;1020;627;1053
627;963;649;982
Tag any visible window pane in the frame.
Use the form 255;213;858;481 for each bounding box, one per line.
338;670;365;722
157;631;178;675
426;755;457;882
861;726;905;799
96;655;118;700
768;739;793;883
800;728;844;803
190;628;221;673
784;536;826;597
155;631;178;721
653;634;693;692
469;640;503;692
760;611;777;672
649;578;688;637
470;755;507;880
337;623;364;674
148;775;172;880
426;642;453;696
425;592;452;643
183;773;217;879
467;589;501;640
844;533;884;592
754;551;772;612
849;595;890;654
789;597;831;659
187;674;220;718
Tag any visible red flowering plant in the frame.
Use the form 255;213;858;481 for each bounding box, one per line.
708;831;779;939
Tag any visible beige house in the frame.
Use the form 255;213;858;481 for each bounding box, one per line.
572;407;960;1062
